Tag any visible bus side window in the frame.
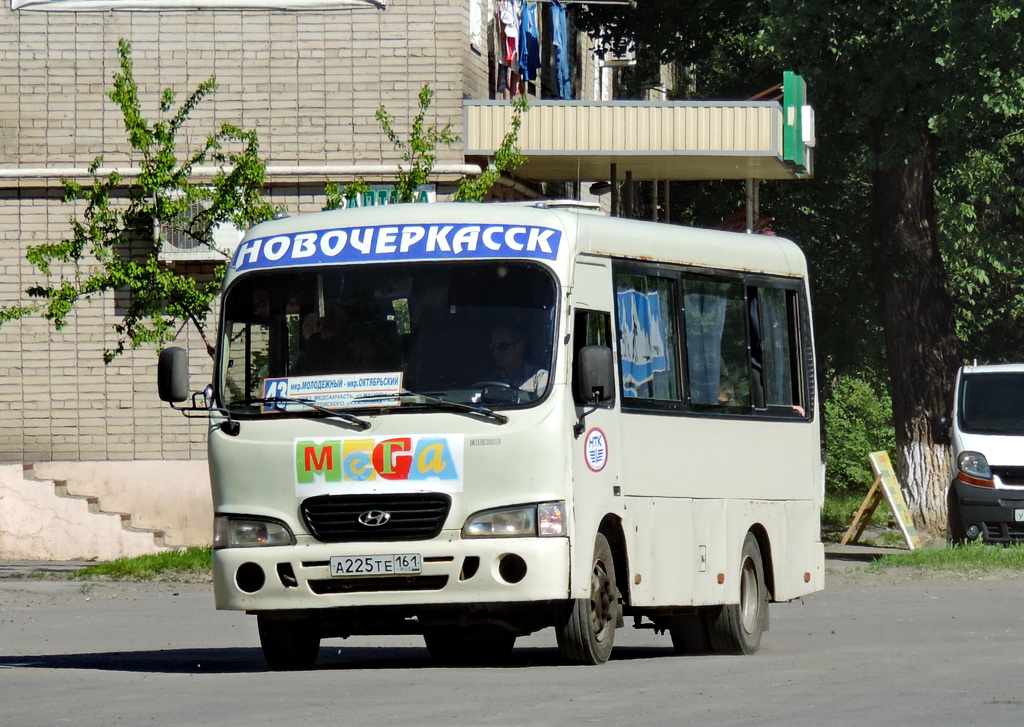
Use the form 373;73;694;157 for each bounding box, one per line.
573;310;612;405
681;275;750;410
614;272;681;402
755;287;806;415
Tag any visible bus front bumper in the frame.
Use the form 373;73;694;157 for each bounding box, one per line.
212;533;571;613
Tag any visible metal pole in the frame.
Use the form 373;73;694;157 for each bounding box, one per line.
610;163;618;218
745;178;754;233
625;170;633;219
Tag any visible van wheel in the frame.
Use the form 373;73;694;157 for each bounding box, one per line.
556;533;620;665
257;613;321;671
946;490;968;545
708;533;768;655
423;627;516;664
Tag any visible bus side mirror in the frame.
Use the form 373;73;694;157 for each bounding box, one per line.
577;345;615;406
931;414;951;446
158;347;191;403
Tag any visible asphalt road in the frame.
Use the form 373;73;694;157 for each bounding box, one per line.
1;570;1023;726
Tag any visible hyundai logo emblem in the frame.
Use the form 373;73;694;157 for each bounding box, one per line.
357;510;392;527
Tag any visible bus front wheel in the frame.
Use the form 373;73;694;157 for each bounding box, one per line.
257;613;321;671
708;532;768;655
556;532;620;665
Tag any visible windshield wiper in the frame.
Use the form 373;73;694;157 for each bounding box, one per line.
236;396;371;430
395;391;508;425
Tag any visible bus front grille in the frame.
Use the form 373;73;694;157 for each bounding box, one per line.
301;493;452;542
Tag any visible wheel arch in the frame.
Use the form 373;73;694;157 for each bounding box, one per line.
747;523;775;601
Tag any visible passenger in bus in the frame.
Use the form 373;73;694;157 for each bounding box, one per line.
298;303;349;374
488;323;549;398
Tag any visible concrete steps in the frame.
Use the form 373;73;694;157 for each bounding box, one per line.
50;475;168;546
0;463;170;561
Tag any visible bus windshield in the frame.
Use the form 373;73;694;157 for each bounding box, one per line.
218;260;558;414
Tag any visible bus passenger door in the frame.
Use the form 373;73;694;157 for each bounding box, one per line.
568;257;624;600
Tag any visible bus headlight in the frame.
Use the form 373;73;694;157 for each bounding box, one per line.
214;515;296;548
462;502;566;538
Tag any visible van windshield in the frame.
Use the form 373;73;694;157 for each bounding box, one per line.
218;261;557;415
959;372;1024;434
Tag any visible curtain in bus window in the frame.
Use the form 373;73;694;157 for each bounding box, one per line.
759;288;795;407
615;278;675;399
683;277;750;408
683;287;726;404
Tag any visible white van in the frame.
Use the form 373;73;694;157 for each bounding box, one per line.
941;363;1024;543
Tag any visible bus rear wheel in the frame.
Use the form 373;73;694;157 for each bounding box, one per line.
708;532;768;655
556;533;620;665
257;613;321;671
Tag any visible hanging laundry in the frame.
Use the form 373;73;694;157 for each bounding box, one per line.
499;0;519;65
550;0;571;99
518;0;540;83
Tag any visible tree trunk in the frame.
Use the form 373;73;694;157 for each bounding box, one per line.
869;124;962;538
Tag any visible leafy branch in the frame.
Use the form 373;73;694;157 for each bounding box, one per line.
325;86;529;208
0;39;277;362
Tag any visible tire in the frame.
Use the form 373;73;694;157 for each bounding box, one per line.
708;533;768;655
257;613;321;671
423;627;516;664
556;532;620;665
946;489;968;545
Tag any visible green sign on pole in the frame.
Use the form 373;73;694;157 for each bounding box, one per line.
782;71;813;175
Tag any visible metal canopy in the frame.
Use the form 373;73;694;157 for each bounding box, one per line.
464;99;812;183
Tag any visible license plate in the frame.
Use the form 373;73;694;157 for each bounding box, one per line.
329;554;422;577
1015;510;1024;523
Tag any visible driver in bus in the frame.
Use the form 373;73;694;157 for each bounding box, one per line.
488;323;549;398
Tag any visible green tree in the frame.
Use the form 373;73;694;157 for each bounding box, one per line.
0;39;277;361
325;86;528;209
578;1;1024;537
824;376;897;497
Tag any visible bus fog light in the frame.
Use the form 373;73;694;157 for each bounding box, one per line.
497;554;528;584
965;524;982;539
236;562;266;593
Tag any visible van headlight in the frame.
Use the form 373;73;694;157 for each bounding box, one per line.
214;515;296;548
956;451;994;487
462;502;566;537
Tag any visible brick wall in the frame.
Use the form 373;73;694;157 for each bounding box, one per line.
0;1;488;462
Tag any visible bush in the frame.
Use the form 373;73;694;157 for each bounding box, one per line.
823;375;896;498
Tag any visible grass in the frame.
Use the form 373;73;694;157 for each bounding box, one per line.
867;540;1024;575
64;546;212;581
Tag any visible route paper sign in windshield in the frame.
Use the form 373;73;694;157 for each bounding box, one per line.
261;373;402;413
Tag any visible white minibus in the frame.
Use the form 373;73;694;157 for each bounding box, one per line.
159;201;824;669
